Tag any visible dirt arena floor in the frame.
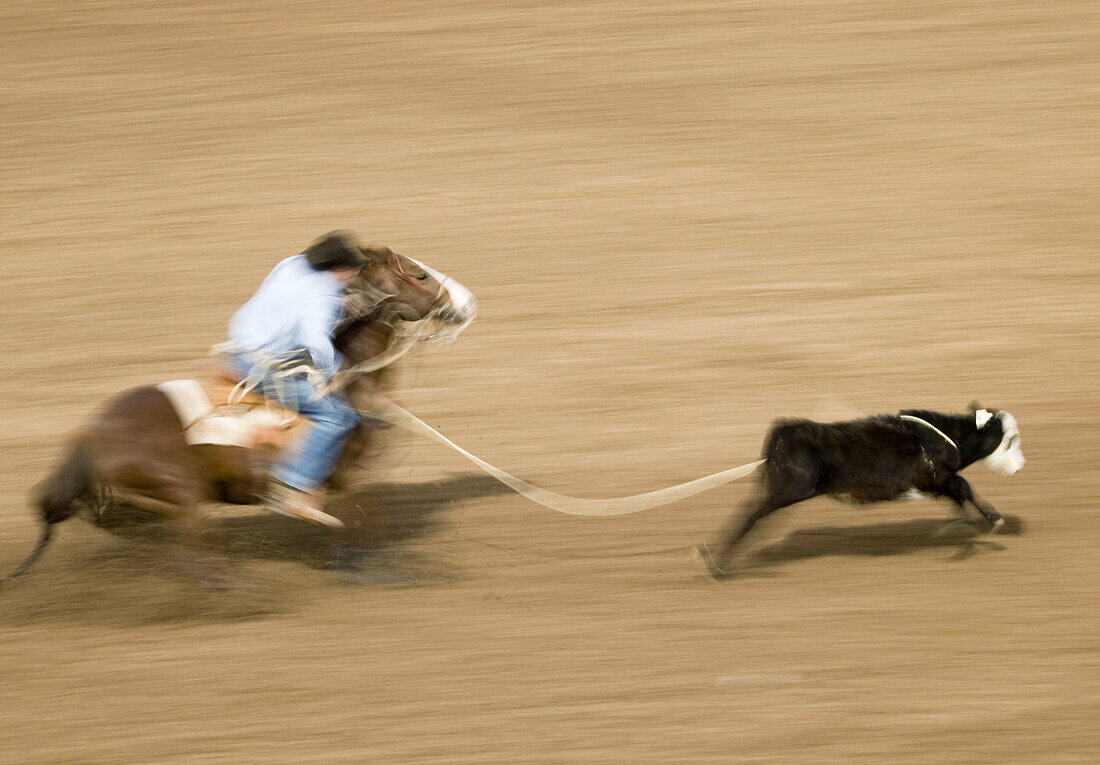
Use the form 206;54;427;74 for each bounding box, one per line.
2;1;1098;762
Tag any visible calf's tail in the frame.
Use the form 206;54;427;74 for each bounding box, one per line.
1;440;96;584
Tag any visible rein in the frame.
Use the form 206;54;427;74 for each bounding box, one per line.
324;261;468;394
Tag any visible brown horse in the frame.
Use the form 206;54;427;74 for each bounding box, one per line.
3;246;476;582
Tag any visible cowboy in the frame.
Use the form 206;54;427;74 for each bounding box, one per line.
225;231;371;527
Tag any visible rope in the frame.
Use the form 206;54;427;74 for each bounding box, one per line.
211;343;325;423
372;399;765;517
899;415;958;451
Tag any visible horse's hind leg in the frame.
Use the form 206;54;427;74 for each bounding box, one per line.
106;486;227;586
162;505;232;588
85;385;233;585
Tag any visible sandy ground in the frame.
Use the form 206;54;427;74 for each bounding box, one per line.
2;1;1099;762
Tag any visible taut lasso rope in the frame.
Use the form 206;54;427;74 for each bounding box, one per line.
899;415;958;451
372;399;765;517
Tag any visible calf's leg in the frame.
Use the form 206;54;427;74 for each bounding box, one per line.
942;474;1004;531
706;478;818;578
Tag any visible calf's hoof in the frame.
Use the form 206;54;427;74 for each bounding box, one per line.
692;543;732;581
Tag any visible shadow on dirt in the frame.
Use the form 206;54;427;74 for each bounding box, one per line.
748;513;1026;569
94;473;508;567
210;473;509;571
0;474;509;626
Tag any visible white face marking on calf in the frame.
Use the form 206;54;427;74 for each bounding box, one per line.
980;410;1026;476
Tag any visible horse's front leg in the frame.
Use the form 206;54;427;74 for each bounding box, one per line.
328;369;393;491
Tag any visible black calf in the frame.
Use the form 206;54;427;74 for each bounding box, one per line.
702;404;1024;578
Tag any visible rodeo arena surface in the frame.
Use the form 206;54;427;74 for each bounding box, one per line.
2;2;1098;763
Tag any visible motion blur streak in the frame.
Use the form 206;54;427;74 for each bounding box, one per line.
1;1;1097;762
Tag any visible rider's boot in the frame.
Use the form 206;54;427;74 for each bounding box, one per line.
265;480;345;528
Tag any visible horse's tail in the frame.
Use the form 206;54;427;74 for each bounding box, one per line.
2;440;96;584
38;439;96;525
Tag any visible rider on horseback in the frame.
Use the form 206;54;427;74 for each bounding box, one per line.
224;231;373;528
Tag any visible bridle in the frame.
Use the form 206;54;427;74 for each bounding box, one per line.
322;256;464;393
380;253;473;340
380;254;448;304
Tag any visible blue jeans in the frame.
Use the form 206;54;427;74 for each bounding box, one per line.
229;352;359;492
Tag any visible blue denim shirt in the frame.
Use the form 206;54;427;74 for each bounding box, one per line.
227;254;345;380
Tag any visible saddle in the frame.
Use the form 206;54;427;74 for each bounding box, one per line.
157;361;307;452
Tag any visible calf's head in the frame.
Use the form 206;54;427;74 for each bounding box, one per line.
972;404;1025;476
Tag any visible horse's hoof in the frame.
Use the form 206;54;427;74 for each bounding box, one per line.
989;517;1006;534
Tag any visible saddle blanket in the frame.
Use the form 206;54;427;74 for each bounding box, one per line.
156;379;294;449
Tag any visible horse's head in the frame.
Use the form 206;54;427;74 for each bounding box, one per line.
333;246;477;379
357;246;477;341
